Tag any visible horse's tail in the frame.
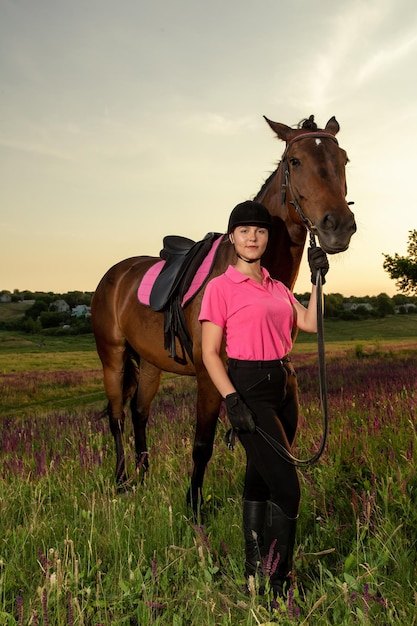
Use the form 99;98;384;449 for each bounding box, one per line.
122;353;140;406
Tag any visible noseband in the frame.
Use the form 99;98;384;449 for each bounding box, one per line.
281;132;340;233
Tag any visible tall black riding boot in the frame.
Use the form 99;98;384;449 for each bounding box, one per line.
263;501;298;597
242;500;267;579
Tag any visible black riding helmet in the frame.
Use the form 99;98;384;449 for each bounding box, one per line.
227;200;272;234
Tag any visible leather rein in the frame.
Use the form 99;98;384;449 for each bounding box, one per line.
255;255;328;468
255;131;335;467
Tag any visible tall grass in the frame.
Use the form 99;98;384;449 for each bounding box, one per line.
0;348;416;624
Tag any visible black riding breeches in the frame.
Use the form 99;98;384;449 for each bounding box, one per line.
228;358;301;518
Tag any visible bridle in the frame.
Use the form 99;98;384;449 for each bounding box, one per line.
281;132;340;233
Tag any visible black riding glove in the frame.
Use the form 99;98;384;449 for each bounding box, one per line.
308;246;329;285
224;392;256;434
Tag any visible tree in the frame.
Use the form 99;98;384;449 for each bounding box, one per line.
24;301;48;320
324;293;344;317
375;293;395;317
39;311;71;328
383;230;417;295
21;317;42;334
62;291;91;308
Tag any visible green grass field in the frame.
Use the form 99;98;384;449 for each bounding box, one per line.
0;323;416;624
296;315;417;346
0;301;33;321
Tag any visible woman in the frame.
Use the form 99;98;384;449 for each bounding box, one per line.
199;200;329;596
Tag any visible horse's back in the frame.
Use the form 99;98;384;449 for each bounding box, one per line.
92;256;158;340
94;256;156;291
91;254;199;374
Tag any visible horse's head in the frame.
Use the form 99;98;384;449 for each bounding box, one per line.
264;115;356;254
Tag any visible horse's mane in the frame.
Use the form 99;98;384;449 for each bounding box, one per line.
253;168;278;202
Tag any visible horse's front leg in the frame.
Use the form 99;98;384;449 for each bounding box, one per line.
187;370;222;516
131;359;162;482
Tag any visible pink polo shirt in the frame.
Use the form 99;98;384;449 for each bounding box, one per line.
199;265;297;360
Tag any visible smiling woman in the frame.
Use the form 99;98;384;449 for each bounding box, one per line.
199;199;330;596
227;201;271;267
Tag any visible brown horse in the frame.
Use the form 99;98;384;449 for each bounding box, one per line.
91;114;356;512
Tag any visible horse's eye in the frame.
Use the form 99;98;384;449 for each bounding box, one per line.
289;157;300;167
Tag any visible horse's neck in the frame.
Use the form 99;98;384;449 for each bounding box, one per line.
262;224;306;290
256;164;307;290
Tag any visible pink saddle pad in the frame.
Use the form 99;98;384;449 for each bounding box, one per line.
138;234;223;307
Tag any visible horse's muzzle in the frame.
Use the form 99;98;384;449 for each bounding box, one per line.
315;210;357;254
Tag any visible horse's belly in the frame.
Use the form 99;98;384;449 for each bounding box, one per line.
121;300;196;375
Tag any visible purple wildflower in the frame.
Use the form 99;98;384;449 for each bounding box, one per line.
152;552;158;580
350;584;388;612
67;591;73;626
16;596;23;626
42;588;49;626
220;539;230;555
263;539;280;577
146;601;167;609
194;524;211;551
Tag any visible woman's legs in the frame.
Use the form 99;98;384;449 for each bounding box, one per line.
229;362;300;594
234;364;301;517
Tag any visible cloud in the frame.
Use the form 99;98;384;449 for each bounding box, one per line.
357;31;417;83
281;0;400;110
0;137;74;160
184;112;258;136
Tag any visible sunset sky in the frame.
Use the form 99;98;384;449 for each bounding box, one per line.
1;0;417;296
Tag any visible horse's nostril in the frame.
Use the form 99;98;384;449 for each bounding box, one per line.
322;214;337;231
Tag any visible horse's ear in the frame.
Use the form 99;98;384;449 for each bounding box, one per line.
263;116;296;143
324;116;340;136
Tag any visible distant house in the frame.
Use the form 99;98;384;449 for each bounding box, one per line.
50;299;70;313
343;302;374;312
0;293;11;303
72;304;91;318
394;303;417;314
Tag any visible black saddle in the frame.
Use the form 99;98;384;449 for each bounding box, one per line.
149;232;223;364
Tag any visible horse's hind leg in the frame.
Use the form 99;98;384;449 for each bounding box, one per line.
102;364;129;487
187;369;222;515
130;359;162;482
